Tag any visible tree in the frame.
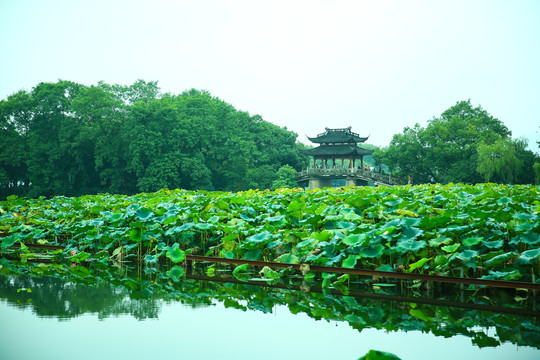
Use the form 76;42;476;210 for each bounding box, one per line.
381;100;512;184
476;139;522;183
271;165;298;190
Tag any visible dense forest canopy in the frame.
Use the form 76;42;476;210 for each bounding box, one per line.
373;100;539;185
0;80;308;198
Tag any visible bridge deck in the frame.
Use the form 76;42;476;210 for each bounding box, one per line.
296;168;401;186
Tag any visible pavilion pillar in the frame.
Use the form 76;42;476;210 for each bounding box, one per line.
361;157;364;170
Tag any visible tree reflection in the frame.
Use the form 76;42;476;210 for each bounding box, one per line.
0;259;539;349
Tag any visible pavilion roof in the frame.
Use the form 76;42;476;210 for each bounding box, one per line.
307;127;369;144
299;144;374;157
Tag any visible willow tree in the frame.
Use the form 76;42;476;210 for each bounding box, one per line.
476;138;522;183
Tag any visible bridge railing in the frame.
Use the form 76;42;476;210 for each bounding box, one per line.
296;168;401;185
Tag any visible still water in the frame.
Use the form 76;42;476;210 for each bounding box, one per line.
0;261;539;360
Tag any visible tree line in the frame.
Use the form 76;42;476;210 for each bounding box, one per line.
373;100;539;185
0;80;307;199
1;81;538;199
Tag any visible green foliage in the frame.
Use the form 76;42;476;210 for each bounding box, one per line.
2;259;539;349
476;138;522;183
379;100;526;184
534;162;540;185
271;164;298;190
0;81;308;198
1;183;538;283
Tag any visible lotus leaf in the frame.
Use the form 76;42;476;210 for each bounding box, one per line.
144;254;159;264
376;264;394;272
482;240;504;249
408;257;431;272
1;234;16;249
396;239;426;253
275;253;299;264
441;243;460;253
337;221;356;230
342;254;359;268
456;249;478;262
358;244;385;258
358;350;402;360
428;236;452;248
232;263;251;281
243;249;261;261
166;248;185;263
484;252;516;268
462;237;483;247
342;233;368;246
135;208;153;221
194;223;214;230
165;266;184;281
515;249;540;266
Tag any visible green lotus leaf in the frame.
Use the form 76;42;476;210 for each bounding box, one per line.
484;252;516;268
428;236;452;247
358;349;402;360
194;222;213;230
312;231;333;242
135;208;153;221
441;243;460;253
108;213;124;222
344;212;362;221
515;249;540;266
287;199;304;212
518;232;540;245
166;248;185;263
483;239;504;249
342;233;368;246
358;244;385;258
481;269;522;281
246;231;272;243
265;215;286;223
514;212;537;221
165;266;184;282
515;222;533;232
408;257;431;272
275;253;299;264
376;264;394;272
409;309;431;322
342;254;359;268
144;254;159;265
462;237;483;247
433;255;448;267
130;228;142;242
232;263;251;281
400;226;424;241
243;249;261;261
1;234;17;249
336;221;356;230
496;196;513;205
456;249;478;262
396;239;426;253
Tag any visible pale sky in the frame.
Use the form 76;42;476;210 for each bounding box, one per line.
1;0;539;152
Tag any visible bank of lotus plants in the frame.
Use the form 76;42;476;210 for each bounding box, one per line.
0;183;539;283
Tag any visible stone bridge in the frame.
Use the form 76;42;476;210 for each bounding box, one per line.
296;168;401;189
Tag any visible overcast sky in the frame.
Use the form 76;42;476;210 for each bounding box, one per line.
1;0;539;152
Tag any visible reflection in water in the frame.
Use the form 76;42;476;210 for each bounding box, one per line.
0;258;539;351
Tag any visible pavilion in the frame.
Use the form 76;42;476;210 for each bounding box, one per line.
296;127;398;189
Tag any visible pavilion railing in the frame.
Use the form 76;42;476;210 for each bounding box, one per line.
296;167;401;185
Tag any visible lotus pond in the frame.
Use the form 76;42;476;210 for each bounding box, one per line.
1;184;539;359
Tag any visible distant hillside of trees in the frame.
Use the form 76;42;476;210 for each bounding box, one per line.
0;80;308;199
